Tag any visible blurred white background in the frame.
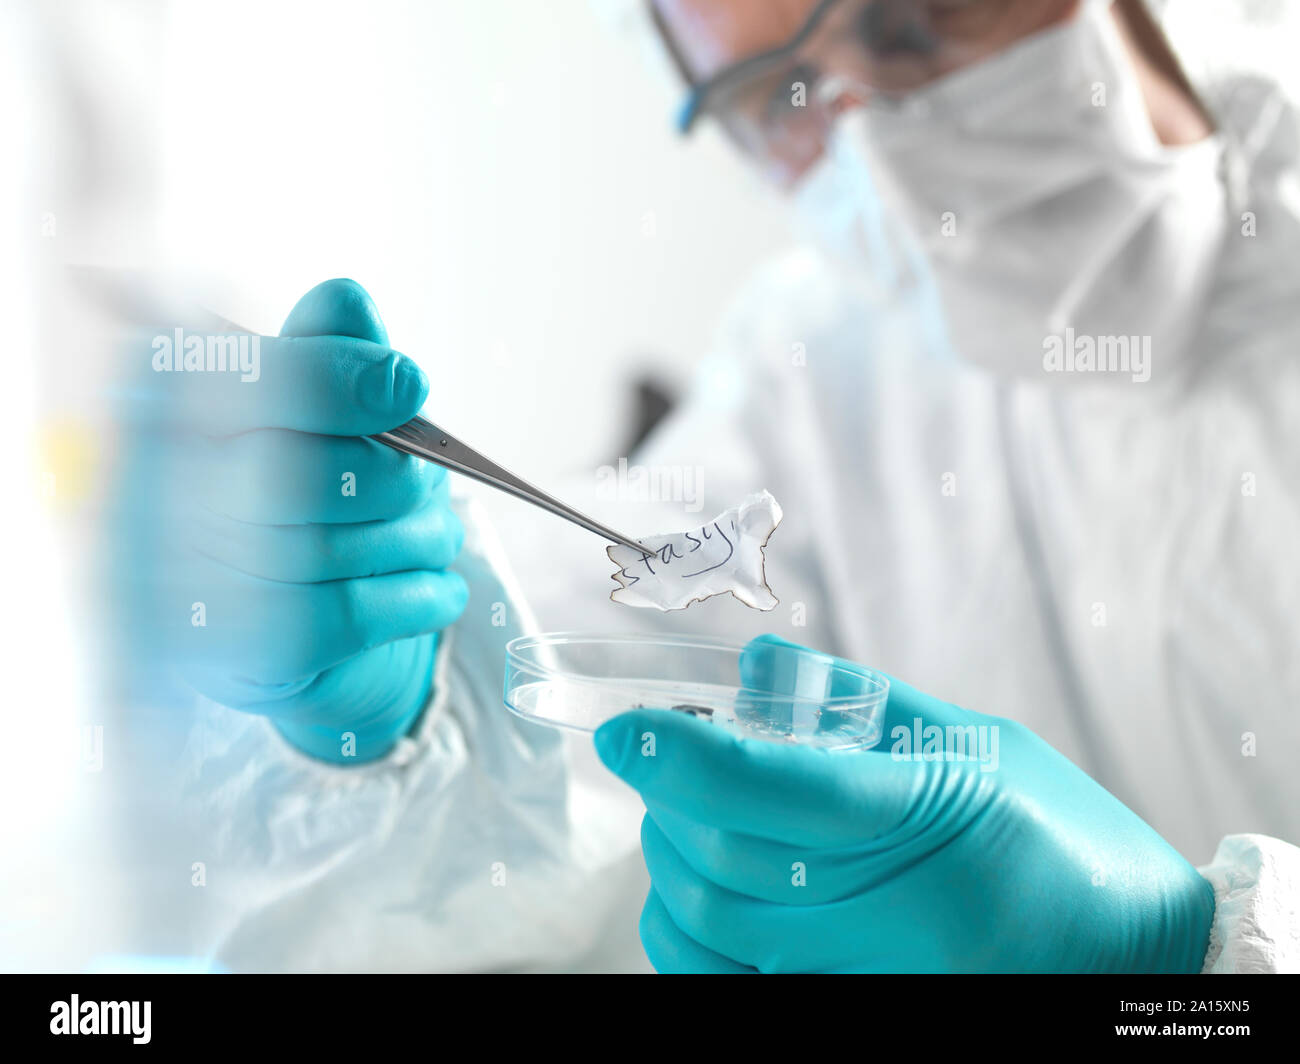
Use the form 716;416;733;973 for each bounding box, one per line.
32;0;793;484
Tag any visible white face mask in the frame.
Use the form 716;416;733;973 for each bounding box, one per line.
793;0;1227;386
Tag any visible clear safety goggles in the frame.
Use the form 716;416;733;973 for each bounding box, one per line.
668;0;1069;186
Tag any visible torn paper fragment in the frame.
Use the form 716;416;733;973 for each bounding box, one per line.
607;491;782;611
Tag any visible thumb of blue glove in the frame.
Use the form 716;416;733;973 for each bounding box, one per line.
595;634;1215;973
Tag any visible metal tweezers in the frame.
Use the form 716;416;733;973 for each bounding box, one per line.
374;416;653;556
73;267;654;557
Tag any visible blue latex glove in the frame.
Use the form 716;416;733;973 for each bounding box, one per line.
594;635;1215;973
112;278;467;763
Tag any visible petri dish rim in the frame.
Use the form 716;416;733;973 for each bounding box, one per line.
504;631;890;710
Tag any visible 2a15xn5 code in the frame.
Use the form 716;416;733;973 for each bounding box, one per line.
1120;1001;1250;1015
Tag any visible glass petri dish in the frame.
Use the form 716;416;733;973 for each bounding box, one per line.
504;632;888;750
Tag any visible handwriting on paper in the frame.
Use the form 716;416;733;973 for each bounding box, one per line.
607;491;782;611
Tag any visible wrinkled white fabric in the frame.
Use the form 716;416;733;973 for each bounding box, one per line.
90;496;649;972
1199;835;1300;973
